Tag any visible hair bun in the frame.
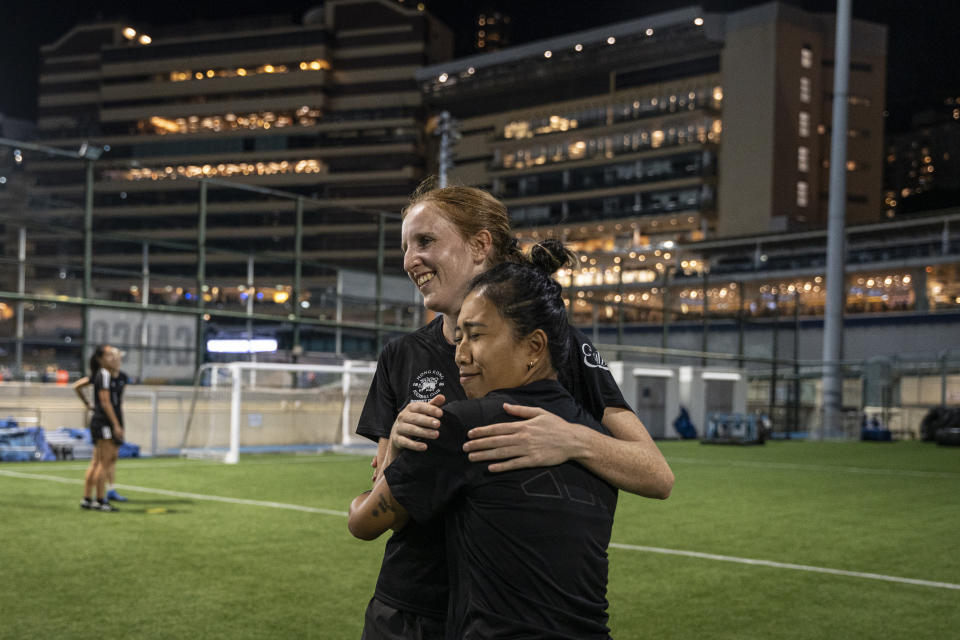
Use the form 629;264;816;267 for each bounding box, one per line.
528;238;576;275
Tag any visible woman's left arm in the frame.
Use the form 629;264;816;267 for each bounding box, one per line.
72;376;92;411
462;405;674;499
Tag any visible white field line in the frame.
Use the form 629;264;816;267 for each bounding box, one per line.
666;456;960;479
4;467;959;591
30;455;368;473
0;468;347;517
608;542;960;591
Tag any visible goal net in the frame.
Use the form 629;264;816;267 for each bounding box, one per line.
177;360;376;463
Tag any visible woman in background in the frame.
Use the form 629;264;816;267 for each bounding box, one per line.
77;345;128;511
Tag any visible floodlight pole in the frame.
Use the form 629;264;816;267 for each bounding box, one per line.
81;159;94;364
820;0;853;439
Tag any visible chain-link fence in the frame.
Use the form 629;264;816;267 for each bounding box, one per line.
0;137;420;381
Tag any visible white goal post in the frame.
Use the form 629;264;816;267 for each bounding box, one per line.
180;360;377;463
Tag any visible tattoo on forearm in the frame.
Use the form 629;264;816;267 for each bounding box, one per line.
371;494;395;518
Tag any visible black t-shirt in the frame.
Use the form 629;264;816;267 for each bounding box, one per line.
355;315;628;619
385;379;617;640
356;316;465;619
91;368;128;428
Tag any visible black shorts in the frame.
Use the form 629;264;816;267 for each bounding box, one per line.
361;597;444;640
90;423;124;445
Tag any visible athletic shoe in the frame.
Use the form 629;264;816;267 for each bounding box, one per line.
106;489;128;502
98;500;118;512
80;498;95;510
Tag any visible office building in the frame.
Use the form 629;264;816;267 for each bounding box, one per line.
22;0;452;298
883;100;960;216
419;2;886;243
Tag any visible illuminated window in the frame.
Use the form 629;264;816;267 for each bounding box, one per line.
798;111;810;137
166;60;327;83
801;47;813;69
797;181;809;207
141;107;322;135
110;159;327;182
798;146;809;172
800;77;811;103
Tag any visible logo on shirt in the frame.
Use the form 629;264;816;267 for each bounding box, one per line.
411;369;446;400
581;344;610;370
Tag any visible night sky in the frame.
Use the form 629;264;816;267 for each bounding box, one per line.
1;0;958;132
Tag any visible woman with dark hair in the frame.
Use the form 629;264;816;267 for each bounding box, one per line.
78;345;128;512
353;182;672;638
350;248;618;638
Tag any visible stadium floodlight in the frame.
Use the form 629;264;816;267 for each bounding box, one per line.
77;142;104;160
207;338;278;353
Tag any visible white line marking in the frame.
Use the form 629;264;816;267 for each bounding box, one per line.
5;468;957;591
29;455;366;472
666;456;960;479
609;543;960;591
0;469;347;517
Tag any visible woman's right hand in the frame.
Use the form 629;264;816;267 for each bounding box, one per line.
390;395;446;452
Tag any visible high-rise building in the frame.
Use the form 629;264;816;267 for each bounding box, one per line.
883;99;960;216
474;6;512;52
26;0;452;294
417;2;886;246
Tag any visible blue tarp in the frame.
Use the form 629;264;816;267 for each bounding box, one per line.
0;425;56;462
46;427;140;458
1;423;140;462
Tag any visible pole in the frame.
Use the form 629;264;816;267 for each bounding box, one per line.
769;292;780;430
820;0;853;439
293;197;304;363
335;272;343;357
438;111;451;188
661;269;671;364
82;159;94;366
376;212;386;354
226;364;241;465
140;242;149;381
196;181;207;372
616;264;624;345
701;269;709;367
247;255;256;387
341;362;353;446
737;280;745;369
792;290;801;439
15;227;26;377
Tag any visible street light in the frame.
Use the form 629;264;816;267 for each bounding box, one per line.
78;142;103;160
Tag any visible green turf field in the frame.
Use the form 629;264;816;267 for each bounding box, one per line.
1;441;957;639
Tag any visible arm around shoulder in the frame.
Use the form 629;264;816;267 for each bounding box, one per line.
592;406;674;499
464;403;674;499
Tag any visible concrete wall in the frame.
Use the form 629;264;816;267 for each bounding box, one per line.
0;382;366;456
